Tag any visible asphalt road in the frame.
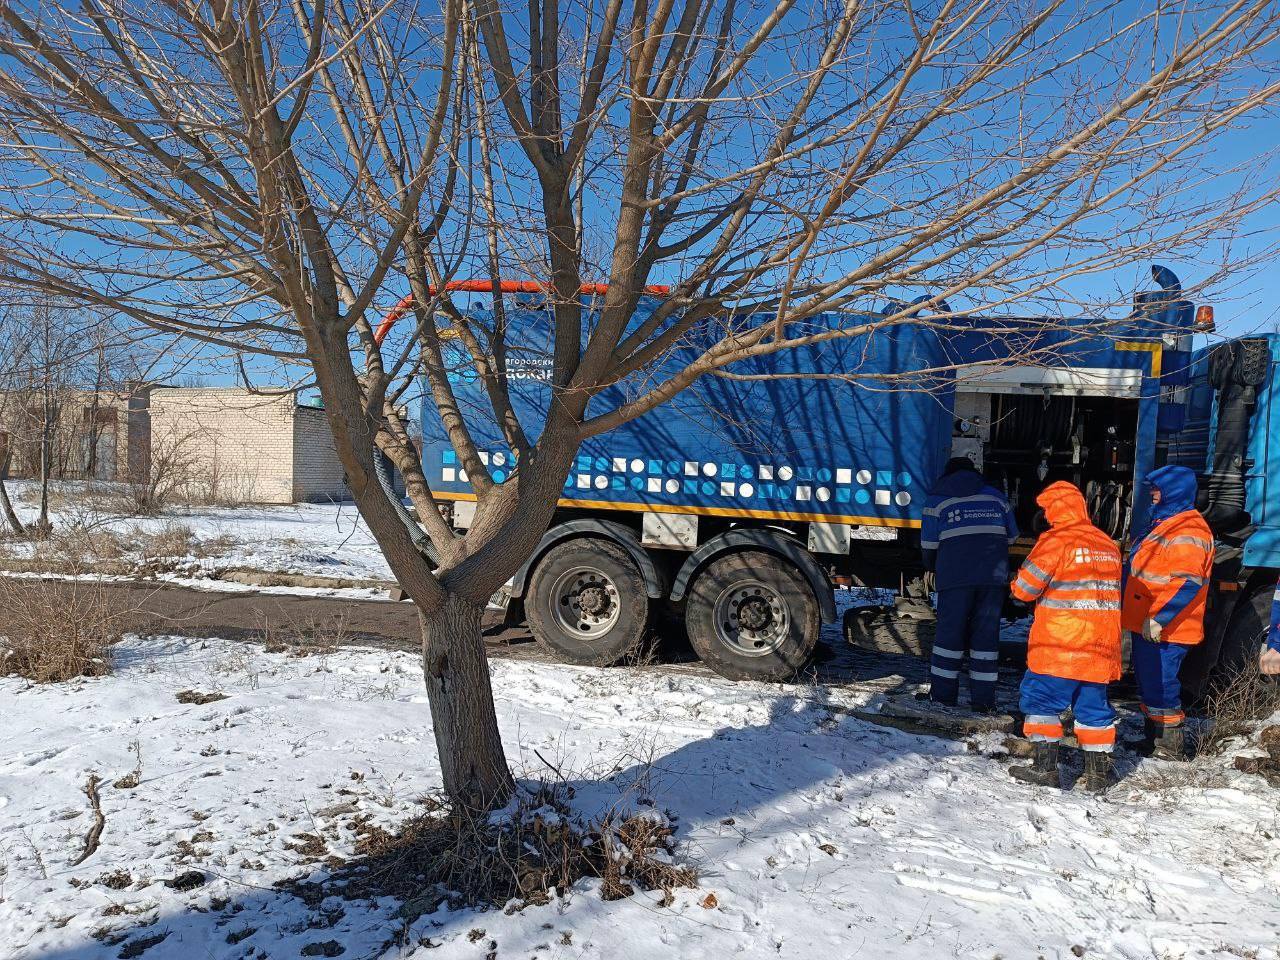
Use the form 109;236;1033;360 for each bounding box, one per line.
2;576;937;692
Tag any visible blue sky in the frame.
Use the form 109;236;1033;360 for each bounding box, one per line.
152;1;1280;389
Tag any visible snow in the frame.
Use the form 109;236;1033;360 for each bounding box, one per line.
2;481;395;584
3;636;1279;960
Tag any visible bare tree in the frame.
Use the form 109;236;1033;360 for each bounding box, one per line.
0;296;28;534
0;297;90;533
1;0;1279;806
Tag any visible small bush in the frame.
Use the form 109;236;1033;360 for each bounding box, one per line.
45;524;129;571
140;522;198;558
287;784;697;921
0;578;126;682
1199;666;1280;756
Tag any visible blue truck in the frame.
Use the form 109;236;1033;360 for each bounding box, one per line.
420;267;1276;691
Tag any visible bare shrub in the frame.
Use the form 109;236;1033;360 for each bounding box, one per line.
254;611;348;657
0;577;126;682
119;430;201;516
1122;763;1232;799
44;523;128;573
112;739;143;790
1198;667;1280;757
196;458;258;508
138;522;198;558
296;782;696;922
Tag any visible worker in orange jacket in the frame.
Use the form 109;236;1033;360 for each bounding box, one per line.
1123;465;1215;760
1008;482;1124;792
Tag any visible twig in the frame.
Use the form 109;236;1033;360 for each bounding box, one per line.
70;773;105;867
533;749;568;785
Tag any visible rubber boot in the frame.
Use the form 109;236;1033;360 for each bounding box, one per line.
1082;751;1114;793
1009;741;1060;787
1152;724;1186;762
1143;716;1159;749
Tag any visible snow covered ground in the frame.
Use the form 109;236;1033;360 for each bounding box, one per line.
1;482;394;584
3;635;1279;960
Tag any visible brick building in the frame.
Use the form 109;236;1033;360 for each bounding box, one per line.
146;387;350;504
0;387;147;482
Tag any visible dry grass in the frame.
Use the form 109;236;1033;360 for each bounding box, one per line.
1122;762;1232;796
287;783;697;924
1198;666;1280;757
0;577;127;682
253;611;348;657
0;519;237;578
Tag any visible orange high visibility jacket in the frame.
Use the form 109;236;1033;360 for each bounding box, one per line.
1010;482;1123;684
1122;510;1214;645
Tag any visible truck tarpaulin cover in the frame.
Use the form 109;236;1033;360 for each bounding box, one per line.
420;307;954;528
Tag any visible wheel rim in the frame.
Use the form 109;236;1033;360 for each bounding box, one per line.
549;565;621;640
712;578;789;656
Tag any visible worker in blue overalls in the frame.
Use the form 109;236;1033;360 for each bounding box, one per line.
921;457;1020;712
1263;577;1280;675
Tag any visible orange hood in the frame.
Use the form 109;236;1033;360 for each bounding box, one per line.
1037;481;1089;528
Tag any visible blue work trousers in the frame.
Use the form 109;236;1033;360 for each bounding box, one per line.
1020;670;1117;752
930;586;1003;709
1131;633;1190;726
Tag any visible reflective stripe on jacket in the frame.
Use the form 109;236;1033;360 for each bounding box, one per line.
1010;482;1123;684
920;468;1018;590
1121;509;1214;645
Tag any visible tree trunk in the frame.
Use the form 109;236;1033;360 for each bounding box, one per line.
420;592;514;809
36;409;52;536
0;452;24;535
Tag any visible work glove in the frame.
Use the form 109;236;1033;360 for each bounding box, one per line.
1260;647;1280;676
1142;618;1163;642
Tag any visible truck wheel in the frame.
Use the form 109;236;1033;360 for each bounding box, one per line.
685;550;820;681
525;538;650;666
1215;581;1272;680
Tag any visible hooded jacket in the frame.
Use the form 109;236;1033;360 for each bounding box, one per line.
920;459;1018;590
1122;465;1214;645
1010;482;1123;683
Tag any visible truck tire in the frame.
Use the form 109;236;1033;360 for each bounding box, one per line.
1213;581;1272;683
525;538;650;667
685;550;820;681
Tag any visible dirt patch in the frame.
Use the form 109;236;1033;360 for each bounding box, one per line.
175;689;228;705
164;870;207;891
117;931;169;958
1233;723;1280;787
0;577;431;652
214;568;394;591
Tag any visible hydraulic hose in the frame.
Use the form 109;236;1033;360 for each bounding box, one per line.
373;448;438;565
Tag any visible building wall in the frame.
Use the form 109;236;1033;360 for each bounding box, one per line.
147;388;298;504
0;388;140;482
292;406;348;502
